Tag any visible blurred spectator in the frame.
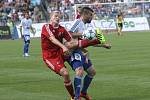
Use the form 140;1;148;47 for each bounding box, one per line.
7;17;16;39
33;6;41;23
76;6;82;19
0;0;150;23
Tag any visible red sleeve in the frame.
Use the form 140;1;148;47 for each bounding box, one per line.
41;24;54;38
63;28;72;41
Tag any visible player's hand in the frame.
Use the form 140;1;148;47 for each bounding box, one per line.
62;46;71;57
64;42;72;49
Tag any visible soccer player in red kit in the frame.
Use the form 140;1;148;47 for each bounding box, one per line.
41;11;74;99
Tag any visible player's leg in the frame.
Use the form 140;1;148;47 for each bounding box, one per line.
81;58;96;100
78;39;100;48
65;38;100;49
120;23;123;35
117;23;122;36
44;57;74;99
118;27;121;35
23;35;30;57
117;23;120;35
74;66;83;100
68;50;85;100
59;67;75;99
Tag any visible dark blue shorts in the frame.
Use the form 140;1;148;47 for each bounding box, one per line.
23;35;30;43
67;49;92;71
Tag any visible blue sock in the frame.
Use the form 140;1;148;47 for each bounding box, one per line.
24;43;29;54
81;75;93;94
74;76;82;99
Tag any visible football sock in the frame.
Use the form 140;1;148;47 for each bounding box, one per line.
74;76;82;99
64;80;75;98
81;75;93;94
78;39;100;48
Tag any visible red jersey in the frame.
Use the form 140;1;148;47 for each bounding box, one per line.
41;24;72;59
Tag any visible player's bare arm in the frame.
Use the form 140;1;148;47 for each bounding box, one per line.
30;26;36;35
49;35;71;56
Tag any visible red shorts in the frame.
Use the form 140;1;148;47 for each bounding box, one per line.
43;54;65;74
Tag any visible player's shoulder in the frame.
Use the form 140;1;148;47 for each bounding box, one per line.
74;19;82;24
70;19;82;29
28;18;32;22
42;23;50;28
42;23;50;32
21;18;26;22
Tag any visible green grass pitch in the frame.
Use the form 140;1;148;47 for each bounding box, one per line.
0;31;150;100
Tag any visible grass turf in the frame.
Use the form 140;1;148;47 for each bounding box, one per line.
0;31;150;100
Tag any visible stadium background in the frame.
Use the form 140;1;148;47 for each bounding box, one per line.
0;0;150;100
0;0;150;39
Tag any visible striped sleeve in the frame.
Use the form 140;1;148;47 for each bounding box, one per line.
42;24;54;38
69;19;80;33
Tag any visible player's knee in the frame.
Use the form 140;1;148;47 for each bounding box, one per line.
25;40;30;44
90;69;96;77
27;40;30;43
63;70;69;77
87;67;96;77
60;68;70;78
75;67;84;77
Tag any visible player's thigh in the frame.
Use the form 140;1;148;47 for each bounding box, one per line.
120;23;123;29
59;67;70;77
75;66;84;77
83;58;96;77
118;23;122;29
23;35;30;43
44;56;65;74
83;58;92;70
68;50;85;70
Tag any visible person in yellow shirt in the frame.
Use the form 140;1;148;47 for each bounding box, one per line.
116;13;123;36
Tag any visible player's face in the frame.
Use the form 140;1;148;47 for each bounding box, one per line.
51;12;60;24
25;13;29;19
84;11;93;23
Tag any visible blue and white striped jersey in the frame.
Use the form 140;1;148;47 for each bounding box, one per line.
69;19;86;33
69;19;96;35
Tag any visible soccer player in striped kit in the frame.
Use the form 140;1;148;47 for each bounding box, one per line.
20;11;35;57
67;7;111;100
